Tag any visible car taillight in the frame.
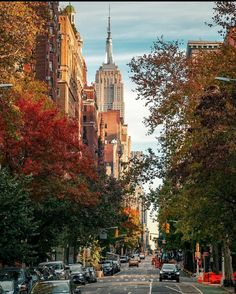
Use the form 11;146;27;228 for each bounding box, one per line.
20;284;27;291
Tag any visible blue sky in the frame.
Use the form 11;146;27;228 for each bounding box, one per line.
60;1;222;153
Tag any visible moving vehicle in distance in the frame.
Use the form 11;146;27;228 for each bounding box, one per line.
120;256;129;263
139;253;145;260
128;256;139;267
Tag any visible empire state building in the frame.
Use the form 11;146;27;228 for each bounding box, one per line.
95;9;125;122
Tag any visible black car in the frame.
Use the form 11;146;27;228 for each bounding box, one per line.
69;264;86;286
29;280;81;294
101;262;114;276
0;268;32;294
86;267;97;283
159;263;180;282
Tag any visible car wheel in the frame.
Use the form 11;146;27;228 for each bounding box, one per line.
176;278;180;283
159;278;162;282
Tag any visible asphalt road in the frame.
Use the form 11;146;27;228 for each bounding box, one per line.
78;256;206;294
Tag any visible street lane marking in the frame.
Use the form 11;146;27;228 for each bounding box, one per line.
192;285;203;294
149;278;153;294
166;285;182;293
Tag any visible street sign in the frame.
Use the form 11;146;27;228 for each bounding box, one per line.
99;230;107;239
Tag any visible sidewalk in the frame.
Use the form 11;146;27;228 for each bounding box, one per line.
182;268;235;294
197;284;235;294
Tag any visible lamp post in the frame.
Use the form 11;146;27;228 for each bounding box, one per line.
0;84;13;89
215;76;236;83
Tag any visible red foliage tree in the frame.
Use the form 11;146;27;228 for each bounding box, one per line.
1;94;98;205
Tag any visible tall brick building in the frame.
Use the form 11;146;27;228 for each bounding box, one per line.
35;2;60;101
82;85;99;164
186;40;222;58
57;4;85;140
99;110;122;178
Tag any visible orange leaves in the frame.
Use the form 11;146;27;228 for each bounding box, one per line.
124;207;139;217
0;2;45;79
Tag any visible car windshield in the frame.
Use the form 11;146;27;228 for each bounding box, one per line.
40;263;63;270
102;263;111;268
69;265;82;273
31;282;69;294
0;280;15;291
0;270;24;283
162;264;176;270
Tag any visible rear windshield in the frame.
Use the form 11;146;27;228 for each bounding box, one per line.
39;263;63;270
162;264;176;270
31;282;69;294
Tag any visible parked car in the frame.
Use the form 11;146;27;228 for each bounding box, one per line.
101;262;114;276
84;267;97;283
69;264;86;286
0;267;32;294
29;280;81;294
38;262;70;280
27;269;40;286
120;256;129;263
159;263;180;282
128;256;139;267
107;260;120;273
0;279;19;294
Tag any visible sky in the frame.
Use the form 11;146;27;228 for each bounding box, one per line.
60;1;222;153
60;1;222;233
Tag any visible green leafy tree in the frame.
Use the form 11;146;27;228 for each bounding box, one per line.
0;168;37;264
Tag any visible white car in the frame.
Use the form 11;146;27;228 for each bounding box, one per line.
139;253;145;259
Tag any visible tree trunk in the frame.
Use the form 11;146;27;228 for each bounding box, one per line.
223;236;233;287
212;243;220;274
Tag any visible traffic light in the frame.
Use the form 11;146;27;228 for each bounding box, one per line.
115;228;119;238
165;223;170;234
161;223;166;232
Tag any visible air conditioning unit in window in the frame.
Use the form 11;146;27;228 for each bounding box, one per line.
46;76;51;81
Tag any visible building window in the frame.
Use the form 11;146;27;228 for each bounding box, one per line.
84;105;87;111
49;26;54;35
105;132;107;137
83;115;87;122
49;61;53;71
49;43;54;53
105;124;107;128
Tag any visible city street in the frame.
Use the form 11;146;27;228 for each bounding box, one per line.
78;256;228;294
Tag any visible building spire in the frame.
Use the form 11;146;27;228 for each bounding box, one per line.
105;4;114;64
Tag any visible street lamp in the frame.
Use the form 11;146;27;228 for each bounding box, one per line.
215;76;236;83
0;84;13;89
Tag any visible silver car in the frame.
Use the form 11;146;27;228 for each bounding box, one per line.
38;262;70;280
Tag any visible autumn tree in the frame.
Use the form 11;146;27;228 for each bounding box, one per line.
128;27;236;282
0;2;46;82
